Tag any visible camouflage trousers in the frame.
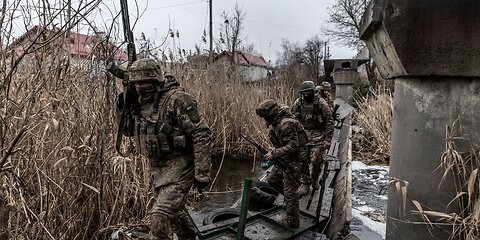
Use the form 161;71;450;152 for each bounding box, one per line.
266;161;304;227
301;144;325;187
149;155;196;240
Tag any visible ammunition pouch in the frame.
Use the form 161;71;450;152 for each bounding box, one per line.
135;118;189;158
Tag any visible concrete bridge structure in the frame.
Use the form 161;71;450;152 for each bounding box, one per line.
360;0;480;239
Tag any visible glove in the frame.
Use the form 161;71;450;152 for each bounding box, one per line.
193;179;209;192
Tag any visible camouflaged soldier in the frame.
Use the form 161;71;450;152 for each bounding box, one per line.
319;81;334;109
256;99;308;229
292;81;334;196
116;58;212;239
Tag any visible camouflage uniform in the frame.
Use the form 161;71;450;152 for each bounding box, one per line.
320;82;334;110
117;58;212;239
292;82;334;192
256;99;308;228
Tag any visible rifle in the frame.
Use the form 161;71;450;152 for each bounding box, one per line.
240;133;305;186
107;0;139;156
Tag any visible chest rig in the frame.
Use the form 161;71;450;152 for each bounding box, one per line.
298;98;323;130
133;89;186;159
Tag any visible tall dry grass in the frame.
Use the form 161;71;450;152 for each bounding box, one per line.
408;122;480;240
353;86;393;164
0;45;301;239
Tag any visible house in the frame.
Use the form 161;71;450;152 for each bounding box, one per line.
10;25;127;68
213;51;269;81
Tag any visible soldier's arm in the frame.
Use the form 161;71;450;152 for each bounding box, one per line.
174;92;213;183
271;122;299;159
291;98;302;120
318;98;334;141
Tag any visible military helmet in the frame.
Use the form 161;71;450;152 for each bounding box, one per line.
315;86;323;93
256;99;280;118
321;81;332;91
128;58;164;83
299;81;315;93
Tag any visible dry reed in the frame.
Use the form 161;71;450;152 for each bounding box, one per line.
0;40;301;239
409;122;480;240
353;85;393;164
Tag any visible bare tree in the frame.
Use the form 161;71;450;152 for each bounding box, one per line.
303;35;325;81
324;0;367;50
218;3;246;55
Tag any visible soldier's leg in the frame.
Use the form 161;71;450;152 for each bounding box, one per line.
171;211;196;240
150;177;194;239
282;162;303;228
310;145;324;190
298;146;314;196
266;166;284;195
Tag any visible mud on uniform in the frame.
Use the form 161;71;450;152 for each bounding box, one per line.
292;96;333;188
118;77;212;239
265;108;309;227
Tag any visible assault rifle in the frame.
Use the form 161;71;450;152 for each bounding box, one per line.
240;133;305;186
106;0;139;156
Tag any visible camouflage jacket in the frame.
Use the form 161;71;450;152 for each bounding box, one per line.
291;96;334;144
268;107;308;162
117;77;212;183
320;91;333;110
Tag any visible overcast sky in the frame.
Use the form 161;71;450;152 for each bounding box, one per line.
10;0;357;64
90;0;357;64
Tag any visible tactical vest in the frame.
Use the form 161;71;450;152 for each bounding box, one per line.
297;98;324;130
133;89;188;159
269;117;308;162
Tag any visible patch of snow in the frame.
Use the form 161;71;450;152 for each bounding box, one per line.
352;208;386;239
352;161;369;170
352;161;389;171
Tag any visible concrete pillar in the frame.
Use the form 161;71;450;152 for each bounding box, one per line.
360;0;480;239
324;59;368;105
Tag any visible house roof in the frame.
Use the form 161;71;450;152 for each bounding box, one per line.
215;51;269;68
10;25;127;61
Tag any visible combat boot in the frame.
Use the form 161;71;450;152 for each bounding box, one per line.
278;216;300;229
150;214;174;239
297;184;310;197
312;180;320;190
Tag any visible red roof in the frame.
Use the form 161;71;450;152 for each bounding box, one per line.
216;51;268;68
10;26;127;61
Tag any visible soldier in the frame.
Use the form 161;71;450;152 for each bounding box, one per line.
292;81;334;196
116;58;212;239
255;99;309;229
318;81;334;109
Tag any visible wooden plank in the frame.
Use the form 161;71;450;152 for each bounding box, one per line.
320;188;334;218
325;171;337;188
328;161;340;170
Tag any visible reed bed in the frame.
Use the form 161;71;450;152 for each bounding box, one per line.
353;86;393;164
0;45;301;238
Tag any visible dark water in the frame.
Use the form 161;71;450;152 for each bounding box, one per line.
194;156;264;214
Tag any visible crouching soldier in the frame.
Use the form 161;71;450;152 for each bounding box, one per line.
255;99;309;228
116;58;212;239
292;81;334;196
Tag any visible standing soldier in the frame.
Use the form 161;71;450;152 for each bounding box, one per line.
292;81;334;196
116;58;212;239
255;99;309;229
317;81;334;110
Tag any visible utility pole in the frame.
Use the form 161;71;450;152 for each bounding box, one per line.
209;0;213;64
